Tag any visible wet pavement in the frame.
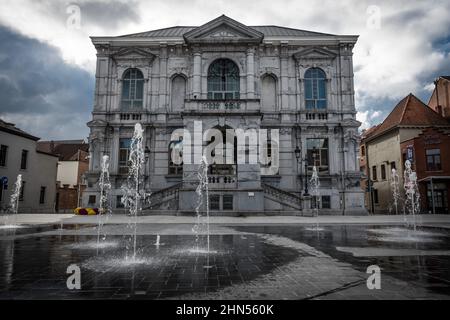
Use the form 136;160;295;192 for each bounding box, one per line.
0;223;450;299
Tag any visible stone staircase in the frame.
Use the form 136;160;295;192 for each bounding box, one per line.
143;183;181;212
261;182;303;212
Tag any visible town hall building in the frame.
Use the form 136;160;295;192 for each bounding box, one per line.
83;15;365;215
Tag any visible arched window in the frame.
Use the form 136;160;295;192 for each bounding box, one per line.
304;68;327;109
261;74;277;111
207;59;240;100
121;68;144;109
171;75;186;111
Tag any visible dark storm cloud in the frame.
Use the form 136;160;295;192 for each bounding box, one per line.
0;24;94;139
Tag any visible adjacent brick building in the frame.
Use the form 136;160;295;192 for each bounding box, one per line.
361;93;450;214
400;127;450;213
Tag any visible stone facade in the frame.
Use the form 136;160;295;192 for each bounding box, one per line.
83;15;365;215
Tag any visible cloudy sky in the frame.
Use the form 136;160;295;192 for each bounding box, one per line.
0;0;449;140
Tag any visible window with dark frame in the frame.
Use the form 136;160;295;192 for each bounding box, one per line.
0;145;7;166
39;186;46;204
209;195;220;210
20;150;28;170
390;161;396;170
306;138;329;172
88;195;96;205
207;59;240;100
121;68;144;109
381;164;386;180
321;195;331;209
372;166;377;180
304;68;327;109
119;138;131;174
223;195;233;210
426;149;441;171
116;195;124;208
168;139;183;175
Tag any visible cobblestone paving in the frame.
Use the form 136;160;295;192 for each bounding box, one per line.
1;223;449;299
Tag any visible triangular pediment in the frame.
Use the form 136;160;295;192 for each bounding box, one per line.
293;47;337;61
112;47;156;61
184;15;263;44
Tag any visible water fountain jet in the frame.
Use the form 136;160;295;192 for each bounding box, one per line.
121;123;146;263
1;174;23;230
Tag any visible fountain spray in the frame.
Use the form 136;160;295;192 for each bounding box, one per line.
2;174;22;228
403;160;420;231
193;156;210;252
97;155;112;253
390;168;401;218
121;123;145;262
309;166;322;232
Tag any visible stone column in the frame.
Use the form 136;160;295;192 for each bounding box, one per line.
246;47;255;99
280;44;289;110
193;48;202;98
159;45;168;111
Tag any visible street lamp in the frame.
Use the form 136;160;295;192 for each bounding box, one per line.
294;146;309;196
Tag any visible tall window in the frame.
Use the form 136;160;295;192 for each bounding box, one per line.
381;164;386;180
39;186;46;204
20;150;28;170
306;138;329;172
372;166;377;180
119;138;131;174
426;149;441;171
0;145;7;166
304;68;327;109
207;59;240;100
121;68;144;109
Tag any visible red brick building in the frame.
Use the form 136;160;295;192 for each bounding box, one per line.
401;127;450;213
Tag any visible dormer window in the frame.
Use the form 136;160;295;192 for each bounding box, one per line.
207;59;240;100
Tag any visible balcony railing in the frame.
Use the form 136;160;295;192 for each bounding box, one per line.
184;99;260;113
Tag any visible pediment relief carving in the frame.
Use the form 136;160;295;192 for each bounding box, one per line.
111;47;156;67
184;15;263;44
293;47;337;61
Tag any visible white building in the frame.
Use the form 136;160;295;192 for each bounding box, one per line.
84;15;365;215
0;119;58;213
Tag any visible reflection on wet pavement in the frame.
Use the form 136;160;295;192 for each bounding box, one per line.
0;224;449;299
